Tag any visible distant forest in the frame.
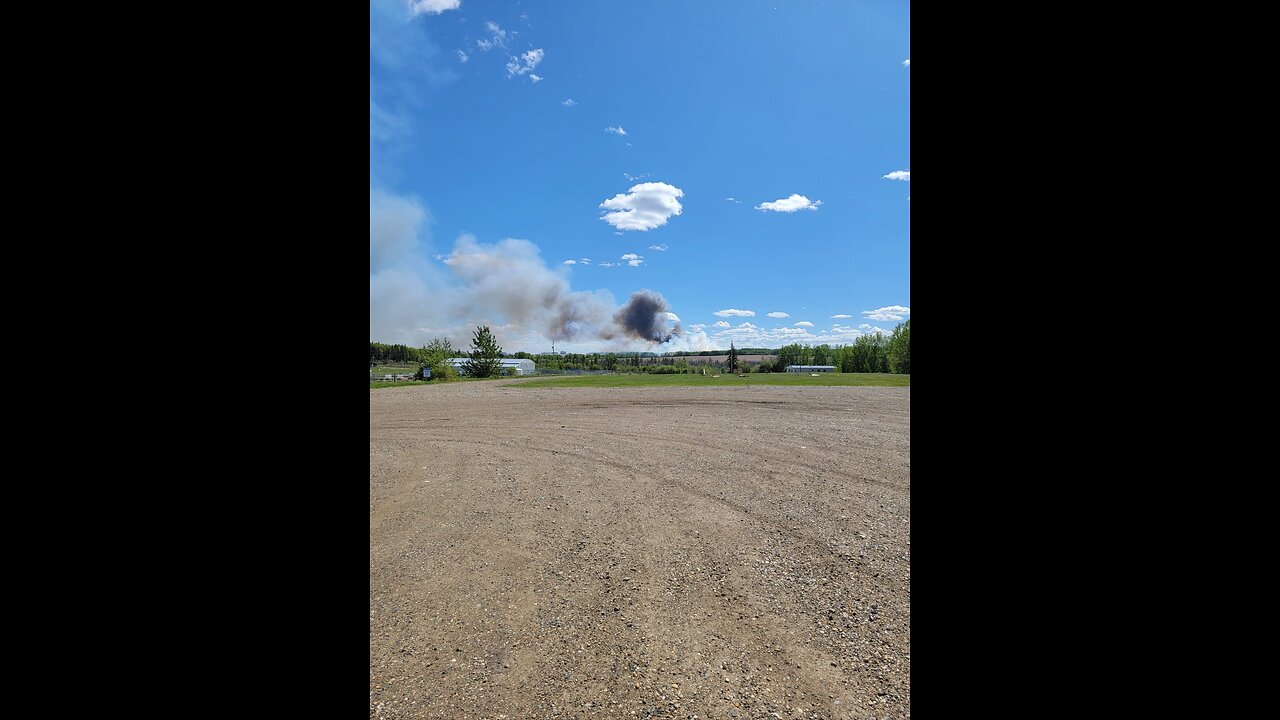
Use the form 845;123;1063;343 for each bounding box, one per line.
371;319;909;375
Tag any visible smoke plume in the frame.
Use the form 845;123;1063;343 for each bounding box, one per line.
613;290;682;343
370;191;704;350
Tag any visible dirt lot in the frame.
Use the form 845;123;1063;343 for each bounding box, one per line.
371;380;910;719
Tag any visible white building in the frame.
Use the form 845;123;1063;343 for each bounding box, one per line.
446;358;537;376
784;365;836;373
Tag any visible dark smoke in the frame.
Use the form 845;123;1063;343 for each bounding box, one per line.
613;290;682;343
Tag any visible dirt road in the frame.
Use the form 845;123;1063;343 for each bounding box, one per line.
370;381;910;719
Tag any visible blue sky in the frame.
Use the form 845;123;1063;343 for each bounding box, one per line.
371;0;909;353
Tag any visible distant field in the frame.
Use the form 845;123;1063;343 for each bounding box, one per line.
516;372;909;388
370;365;418;375
674;354;776;365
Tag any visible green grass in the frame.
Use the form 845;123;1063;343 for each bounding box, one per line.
370;365;418;375
369;380;426;389
515;372;909;388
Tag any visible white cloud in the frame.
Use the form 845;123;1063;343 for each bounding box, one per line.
766;311;789;318
648;243;668;251
604;126;627;135
755;194;822;212
903;58;910;67
562;98;577;107
621;253;644;267
562;259;576;265
713;308;755;317
580;258;591;264
725;197;740;203
530;74;543;83
862;305;910;321
882;170;910;181
689;323;706;332
697;315;895;348
506;48;545;78
476;21;507;51
408;0;461;16
831;313;852;319
623;172;652;181
599;182;684;231
456;49;469;63
665;312;680;322
598;261;617;267
858;323;872;330
795;321;814;327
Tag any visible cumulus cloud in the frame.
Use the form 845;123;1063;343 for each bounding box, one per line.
649;243;668;251
862;305;911;321
831;314;852;319
755;194;822;212
698;315;894;348
766;311;789;318
795;321;814;327
408;0;461;16
713;309;755;318
563;259;576;265
580;258;591;264
604;126;627;135
506;48;544;78
725;197;742;203
562;98;577;107
665;312;680;322
475;21;507;51
882;170;910;181
903;58;910;67
599;182;684;231
456;49;469;63
689;323;706;332
621;253;644;267
530;74;543;83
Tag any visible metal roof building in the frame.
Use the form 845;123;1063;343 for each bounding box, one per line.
446;358;537;376
784;365;837;373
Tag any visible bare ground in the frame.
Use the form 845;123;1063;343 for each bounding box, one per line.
371;380;910;719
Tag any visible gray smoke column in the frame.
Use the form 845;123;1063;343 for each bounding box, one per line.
613;290;682;343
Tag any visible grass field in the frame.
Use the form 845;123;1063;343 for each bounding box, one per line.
370;365;418;375
515;372;909;388
370;380;425;389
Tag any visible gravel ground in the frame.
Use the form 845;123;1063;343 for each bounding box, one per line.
370;380;910;719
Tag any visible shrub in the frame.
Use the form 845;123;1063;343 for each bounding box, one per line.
428;363;460;382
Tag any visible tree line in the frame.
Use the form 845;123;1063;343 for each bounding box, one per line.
372;319;909;379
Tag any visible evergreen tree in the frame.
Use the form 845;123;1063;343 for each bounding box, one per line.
728;342;739;372
463;326;503;378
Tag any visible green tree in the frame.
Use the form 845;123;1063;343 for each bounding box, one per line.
812;344;831;366
887;319;910;374
463;325;503;378
419;337;457;381
775;343;803;372
728;342;739;372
